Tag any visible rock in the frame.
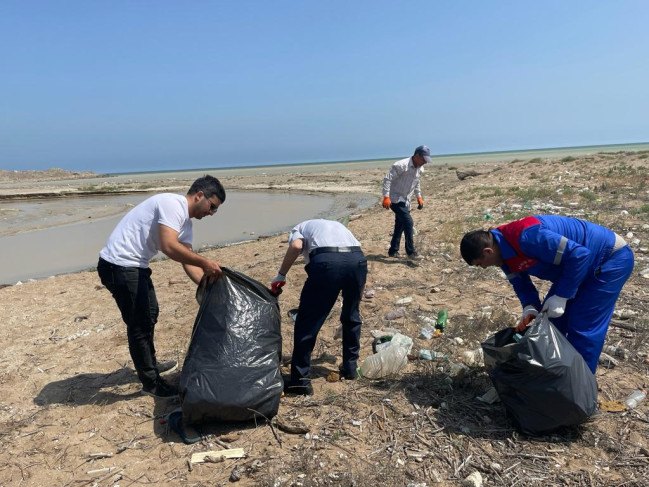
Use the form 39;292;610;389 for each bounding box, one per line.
462;471;483;487
385;307;406;320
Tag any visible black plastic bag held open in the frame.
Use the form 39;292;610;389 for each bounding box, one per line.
180;268;282;424
481;314;598;435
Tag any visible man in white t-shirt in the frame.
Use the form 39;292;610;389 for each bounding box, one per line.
270;219;367;395
97;175;225;398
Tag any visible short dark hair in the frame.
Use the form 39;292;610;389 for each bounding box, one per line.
460;229;492;265
188;175;226;203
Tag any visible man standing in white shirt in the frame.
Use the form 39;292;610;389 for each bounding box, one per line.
381;145;430;260
97;175;225;398
270;219;367;395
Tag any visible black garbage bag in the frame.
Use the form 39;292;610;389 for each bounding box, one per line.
481;313;598;435
179;267;282;424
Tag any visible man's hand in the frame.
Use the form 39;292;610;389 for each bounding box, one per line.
270;273;286;295
202;259;222;283
382;196;391;209
514;305;538;332
542;295;568;318
417;197;424;210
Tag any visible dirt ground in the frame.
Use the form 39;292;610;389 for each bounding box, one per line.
1;151;648;486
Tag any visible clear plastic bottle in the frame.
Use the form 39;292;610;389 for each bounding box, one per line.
624;389;647;409
419;349;449;361
359;345;408;379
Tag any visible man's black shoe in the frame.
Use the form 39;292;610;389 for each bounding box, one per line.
283;380;313;396
142;379;179;399
338;366;359;381
388;251;402;258
157;360;178;376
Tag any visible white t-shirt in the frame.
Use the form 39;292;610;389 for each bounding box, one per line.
289;219;361;265
100;193;193;268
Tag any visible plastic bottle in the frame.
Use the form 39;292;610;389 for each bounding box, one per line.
359;345;409;379
419;349;449;361
435;310;448;331
624;389;647;409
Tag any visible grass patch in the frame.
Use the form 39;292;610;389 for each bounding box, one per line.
580;191;598;202
561;156;577;162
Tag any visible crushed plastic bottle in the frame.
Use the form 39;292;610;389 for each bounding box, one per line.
420;327;434;339
359;344;409;379
419;349;449;361
435;310;448;331
624;389;647;409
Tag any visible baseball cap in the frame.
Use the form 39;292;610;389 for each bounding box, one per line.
414;145;432;164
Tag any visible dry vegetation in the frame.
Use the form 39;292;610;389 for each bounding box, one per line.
0;151;648;486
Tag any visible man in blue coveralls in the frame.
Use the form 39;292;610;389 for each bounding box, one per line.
460;215;634;373
270;219;368;395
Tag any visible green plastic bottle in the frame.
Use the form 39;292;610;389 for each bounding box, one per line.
435;309;448;331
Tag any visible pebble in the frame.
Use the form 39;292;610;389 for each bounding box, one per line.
462;471;483;487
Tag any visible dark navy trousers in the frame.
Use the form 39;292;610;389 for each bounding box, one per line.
291;251;367;384
389;202;415;256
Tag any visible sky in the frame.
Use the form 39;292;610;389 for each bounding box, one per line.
1;1;648;173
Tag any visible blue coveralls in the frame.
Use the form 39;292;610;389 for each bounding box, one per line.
492;215;634;373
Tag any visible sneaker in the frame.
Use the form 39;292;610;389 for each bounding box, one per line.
142;379;179;399
283;380;313;396
408;253;423;261
388;251;402;258
157;360;178;376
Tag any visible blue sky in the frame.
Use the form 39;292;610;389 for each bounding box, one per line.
1;1;648;173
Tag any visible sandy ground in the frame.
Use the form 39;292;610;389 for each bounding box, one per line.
1;151;649;486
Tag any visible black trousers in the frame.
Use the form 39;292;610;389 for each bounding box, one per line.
389;201;415;256
291;251;367;384
97;258;160;388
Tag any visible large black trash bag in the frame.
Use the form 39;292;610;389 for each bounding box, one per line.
481;314;598;435
180;267;282;424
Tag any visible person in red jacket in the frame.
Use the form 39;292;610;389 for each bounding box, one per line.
461;215;634;373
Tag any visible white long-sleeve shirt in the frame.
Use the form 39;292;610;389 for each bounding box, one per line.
382;157;424;209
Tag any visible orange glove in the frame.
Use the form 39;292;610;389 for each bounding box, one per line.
382;196;391;209
270;273;286;295
417;197;424;210
514;314;535;333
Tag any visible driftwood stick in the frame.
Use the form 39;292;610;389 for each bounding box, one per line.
609;319;637;332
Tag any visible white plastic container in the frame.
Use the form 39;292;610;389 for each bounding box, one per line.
359;345;408;379
624;389;647;409
461;348;484;367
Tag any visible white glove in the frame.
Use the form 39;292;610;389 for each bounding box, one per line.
542;295;568;318
521;305;538;320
